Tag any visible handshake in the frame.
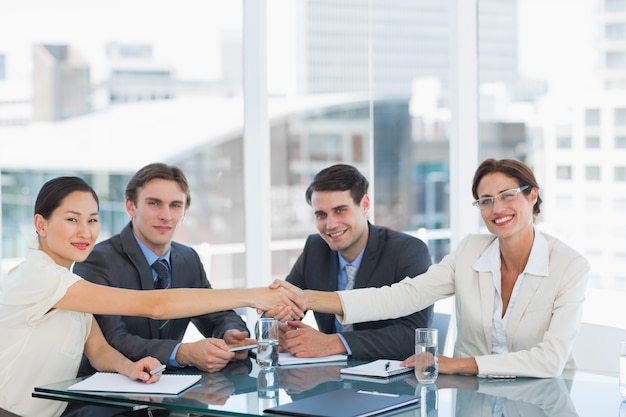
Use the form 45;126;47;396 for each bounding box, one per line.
256;279;308;321
250;279;340;322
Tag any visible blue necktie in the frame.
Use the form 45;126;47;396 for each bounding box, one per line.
151;259;171;336
152;259;170;289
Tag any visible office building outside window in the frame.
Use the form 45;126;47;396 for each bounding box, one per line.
1;0;626;329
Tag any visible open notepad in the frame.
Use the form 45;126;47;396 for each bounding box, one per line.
340;359;413;379
278;351;347;367
68;372;201;395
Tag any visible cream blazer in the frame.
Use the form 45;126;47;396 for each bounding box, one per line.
337;232;590;378
455;376;577;416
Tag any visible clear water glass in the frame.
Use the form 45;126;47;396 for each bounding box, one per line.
256;318;279;369
415;328;438;384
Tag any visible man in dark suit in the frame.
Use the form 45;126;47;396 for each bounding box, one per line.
266;164;433;360
74;163;254;376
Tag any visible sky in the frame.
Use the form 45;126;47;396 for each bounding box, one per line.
0;1;242;83
0;0;301;96
0;0;600;98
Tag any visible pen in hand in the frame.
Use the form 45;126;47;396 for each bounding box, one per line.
149;364;166;376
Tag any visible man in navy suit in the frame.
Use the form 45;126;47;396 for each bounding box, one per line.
266;164;433;360
75;163;254;376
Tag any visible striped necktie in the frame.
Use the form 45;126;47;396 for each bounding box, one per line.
151;258;171;336
152;259;170;289
342;264;358;332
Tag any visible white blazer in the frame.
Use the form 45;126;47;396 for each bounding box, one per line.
338;232;590;378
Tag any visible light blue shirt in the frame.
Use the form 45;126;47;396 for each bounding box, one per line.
132;233;171;283
335;248;366;355
132;229;182;367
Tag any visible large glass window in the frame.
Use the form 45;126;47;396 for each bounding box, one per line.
266;0;454;272
1;0;625;330
486;0;626;329
0;1;247;287
585;165;601;181
585;108;601;126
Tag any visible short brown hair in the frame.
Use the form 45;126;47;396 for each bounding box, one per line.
472;158;542;217
125;163;191;208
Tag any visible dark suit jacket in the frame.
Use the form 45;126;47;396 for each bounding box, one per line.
286;222;433;360
74;222;248;375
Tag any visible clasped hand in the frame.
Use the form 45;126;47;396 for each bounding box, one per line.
259;279;306;321
256;279;306;321
277;321;345;357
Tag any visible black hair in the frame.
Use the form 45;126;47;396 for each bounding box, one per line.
35;176;99;219
305;164;368;206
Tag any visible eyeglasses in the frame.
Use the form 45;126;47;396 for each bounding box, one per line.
472;185;529;209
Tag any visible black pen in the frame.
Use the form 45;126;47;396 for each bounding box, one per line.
384;361;391;371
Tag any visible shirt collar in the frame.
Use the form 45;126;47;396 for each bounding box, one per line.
473;229;549;277
338;246;366;270
132;227;171;266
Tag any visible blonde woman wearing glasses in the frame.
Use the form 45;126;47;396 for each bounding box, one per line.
273;158;589;378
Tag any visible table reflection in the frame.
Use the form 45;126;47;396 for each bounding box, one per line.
453;376;577;417
41;361;622;417
171;359;257;405
274;368;602;417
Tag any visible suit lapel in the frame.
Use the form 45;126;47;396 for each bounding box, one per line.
120;223;155;290
120;222;161;337
317;251;339;333
169;246;179;289
505;273;543;343
477;270;496;348
357;223;379;288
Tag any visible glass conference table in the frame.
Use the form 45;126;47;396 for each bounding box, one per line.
34;359;623;417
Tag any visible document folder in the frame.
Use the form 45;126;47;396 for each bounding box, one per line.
264;388;419;417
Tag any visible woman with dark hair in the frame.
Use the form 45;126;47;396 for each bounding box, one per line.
275;158;589;378
0;176;304;417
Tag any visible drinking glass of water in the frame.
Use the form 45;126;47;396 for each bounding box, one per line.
415;328;438;384
256;318;279;369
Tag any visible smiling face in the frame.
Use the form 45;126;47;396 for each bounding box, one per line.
311;189;370;262
126;178;187;256
35;191;100;269
476;172;537;240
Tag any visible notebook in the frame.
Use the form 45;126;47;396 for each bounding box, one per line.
67;372;201;395
340;372;413;384
340;359;413;378
264;388;419;417
278;351;347;367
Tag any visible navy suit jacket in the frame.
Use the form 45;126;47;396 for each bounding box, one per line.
74;222;248;375
286;222;433;360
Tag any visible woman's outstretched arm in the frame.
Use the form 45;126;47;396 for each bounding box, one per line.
56;279;306;320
